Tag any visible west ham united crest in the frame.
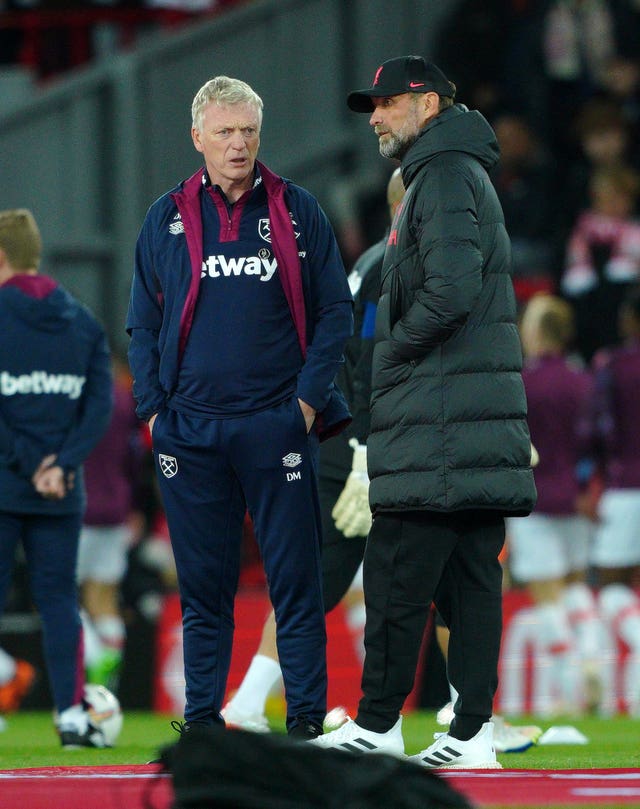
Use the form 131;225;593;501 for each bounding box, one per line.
159;454;178;478
258;218;271;243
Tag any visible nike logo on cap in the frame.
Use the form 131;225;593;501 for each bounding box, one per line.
409;81;425;88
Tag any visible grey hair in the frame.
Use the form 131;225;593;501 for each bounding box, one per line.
191;76;264;132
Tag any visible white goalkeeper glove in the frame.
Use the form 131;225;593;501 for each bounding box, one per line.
332;439;372;538
530;442;540;468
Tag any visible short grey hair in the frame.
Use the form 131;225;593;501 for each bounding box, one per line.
191;76;264;132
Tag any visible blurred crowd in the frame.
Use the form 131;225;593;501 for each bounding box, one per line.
0;0;248;80
434;0;640;359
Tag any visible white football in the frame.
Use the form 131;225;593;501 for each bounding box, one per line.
82;683;123;747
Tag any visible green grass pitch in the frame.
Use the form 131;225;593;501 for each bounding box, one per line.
1;709;639;769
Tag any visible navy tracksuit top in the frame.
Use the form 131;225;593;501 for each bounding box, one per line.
0;275;113;515
126;163;353;435
176;178;303;416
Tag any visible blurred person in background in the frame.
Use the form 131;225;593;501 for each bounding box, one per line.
587;284;640;717
561;162;640;362
557;97;639;261
0;208;112;746
434;0;542;126
489;111;556;299
541;0;619;159
605;0;640;142
0;645;35;716
507;294;603;715
77;351;146;695
599;53;640;149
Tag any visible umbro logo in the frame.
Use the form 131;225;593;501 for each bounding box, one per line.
282;453;301;468
159;454;178;478
283;452;302;482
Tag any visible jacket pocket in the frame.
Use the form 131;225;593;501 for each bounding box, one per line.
372;341;413;394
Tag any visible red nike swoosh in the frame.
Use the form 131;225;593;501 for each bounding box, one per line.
409;82;425;88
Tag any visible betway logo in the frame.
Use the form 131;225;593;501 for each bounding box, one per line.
201;254;277;282
1;371;86;400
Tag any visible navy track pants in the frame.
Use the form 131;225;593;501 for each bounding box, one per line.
0;510;84;713
152;397;326;730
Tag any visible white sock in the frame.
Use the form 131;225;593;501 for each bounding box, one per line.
599;584;640;713
449;683;459;706
563;582;603;662
95;615;125;654
228;654;282;717
599;584;640;650
0;648;16;684
81;610;104;667
346;601;366;662
533;601;579;710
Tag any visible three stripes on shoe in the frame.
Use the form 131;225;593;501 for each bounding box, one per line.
334;735;465;766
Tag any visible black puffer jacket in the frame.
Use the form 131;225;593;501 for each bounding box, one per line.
368;104;537;515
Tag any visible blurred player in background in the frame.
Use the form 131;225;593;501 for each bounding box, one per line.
588;284;640;716
0;208;112;747
507;294;603;715
77;352;146;695
0;646;35;718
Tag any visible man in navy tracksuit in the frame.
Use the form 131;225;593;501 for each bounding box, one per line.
126;76;352;738
0;208;113;747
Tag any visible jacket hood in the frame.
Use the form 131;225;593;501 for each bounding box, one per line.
1;275;78;332
402;104;500;186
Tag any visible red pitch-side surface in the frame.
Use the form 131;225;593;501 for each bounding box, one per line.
1;766;640;807
443;769;640;806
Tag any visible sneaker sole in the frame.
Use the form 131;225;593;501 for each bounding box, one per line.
415;761;503;770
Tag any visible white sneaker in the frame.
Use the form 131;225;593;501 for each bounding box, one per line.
492;715;542;753
309;716;405;756
409;721;502;769
221;702;270;733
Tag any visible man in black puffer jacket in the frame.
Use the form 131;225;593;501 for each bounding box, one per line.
312;56;537;768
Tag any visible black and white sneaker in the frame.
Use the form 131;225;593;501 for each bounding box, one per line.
147;719;213;764
309;716;404;756
59;728;106;749
409;721;502;769
288;715;323;740
57;704;109;749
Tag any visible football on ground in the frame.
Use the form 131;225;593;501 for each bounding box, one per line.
82;683;123;747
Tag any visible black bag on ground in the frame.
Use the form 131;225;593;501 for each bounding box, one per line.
159;723;474;809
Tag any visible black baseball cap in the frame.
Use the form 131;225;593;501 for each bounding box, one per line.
347;56;454;113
